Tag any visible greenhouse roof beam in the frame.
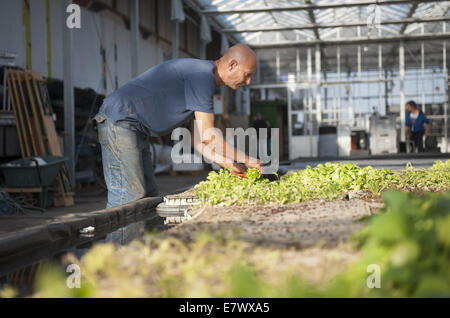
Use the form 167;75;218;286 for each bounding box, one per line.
250;32;450;48
222;16;450;33
184;0;240;44
384;3;420;70
201;0;449;15
400;3;419;33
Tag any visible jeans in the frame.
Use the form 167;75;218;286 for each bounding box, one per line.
410;130;425;153
94;106;159;209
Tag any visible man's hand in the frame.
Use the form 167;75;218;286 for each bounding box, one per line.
224;162;247;176
245;158;262;173
193;111;263;176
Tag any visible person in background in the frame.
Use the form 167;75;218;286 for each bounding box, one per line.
405;100;430;153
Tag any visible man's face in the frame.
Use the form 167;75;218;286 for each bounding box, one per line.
224;59;256;90
406;104;413;113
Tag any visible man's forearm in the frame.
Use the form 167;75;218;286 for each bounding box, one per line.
195;136;257;169
194;137;233;169
220;139;257;165
192;112;260;171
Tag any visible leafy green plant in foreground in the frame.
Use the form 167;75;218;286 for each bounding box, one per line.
351;191;450;297
195;160;450;206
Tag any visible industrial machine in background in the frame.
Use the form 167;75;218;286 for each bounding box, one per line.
369;114;397;155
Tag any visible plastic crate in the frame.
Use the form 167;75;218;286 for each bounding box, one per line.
0;156;68;188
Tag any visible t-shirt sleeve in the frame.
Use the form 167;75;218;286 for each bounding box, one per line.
423;114;430;124
184;72;215;113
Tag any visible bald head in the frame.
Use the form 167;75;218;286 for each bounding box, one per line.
215;44;257;90
223;44;257;66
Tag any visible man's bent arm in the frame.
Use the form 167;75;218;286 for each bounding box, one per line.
193;111;261;173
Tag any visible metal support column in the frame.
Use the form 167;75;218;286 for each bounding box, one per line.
307;47;312;81
357;26;361;122
276;50;280;82
399;40;406;142
296;48;300;82
357;26;362;77
256;54;261;84
443;22;448;153
200;41;207;59
130;0;139;77
46;0;52;78
378;27;383;114
296;33;301;81
23;0;32;70
287;86;292;156
63;0;75;187
245;87;251;116
421;24;425;112
315;44;322;124
276;32;280;82
337;30;341;122
307;43;313;154
349;85;354;127
172;21;179;59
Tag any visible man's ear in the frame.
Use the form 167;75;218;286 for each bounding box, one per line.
228;59;238;71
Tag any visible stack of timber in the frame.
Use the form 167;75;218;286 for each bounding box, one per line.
5;69;74;207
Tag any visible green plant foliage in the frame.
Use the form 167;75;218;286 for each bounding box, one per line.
195;161;450;206
352;191;450;297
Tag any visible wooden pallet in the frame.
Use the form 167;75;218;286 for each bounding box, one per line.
5;69;74;207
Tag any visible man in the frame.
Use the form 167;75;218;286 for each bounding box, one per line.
405;100;430;153
94;44;261;208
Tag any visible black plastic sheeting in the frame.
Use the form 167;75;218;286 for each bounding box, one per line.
0;197;163;277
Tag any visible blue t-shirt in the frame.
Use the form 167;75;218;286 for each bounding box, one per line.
405;110;430;132
97;59;216;137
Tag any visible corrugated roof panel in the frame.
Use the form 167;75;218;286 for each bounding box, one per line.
196;0;450;45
